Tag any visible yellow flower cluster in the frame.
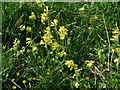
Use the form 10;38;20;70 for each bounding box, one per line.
41;6;48;24
86;60;95;68
98;49;104;59
50;19;59;26
110;26;120;42
57;50;67;57
19;25;32;32
12;86;16;89
26;37;32;44
65;60;78;70
41;33;53;49
51;41;60;50
40;25;61;50
12;38;20;51
59;26;68;40
26;26;32;32
29;12;36;20
74;82;79;88
19;25;25;31
32;46;38;52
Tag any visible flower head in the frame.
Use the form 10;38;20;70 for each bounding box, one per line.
59;26;68;40
32;46;38;52
12;86;16;89
26;26;32;32
75;82;79;88
86;60;95;68
65;60;78;70
19;25;25;31
22;80;27;84
29;12;36;20
53;19;58;25
41;13;48;24
51;41;60;50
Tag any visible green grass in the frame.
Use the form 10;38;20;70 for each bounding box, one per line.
2;2;120;89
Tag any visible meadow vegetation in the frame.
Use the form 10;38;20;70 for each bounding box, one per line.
2;2;120;89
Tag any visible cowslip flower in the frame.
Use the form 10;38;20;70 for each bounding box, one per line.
85;77;89;80
26;37;32;44
12;86;16;89
22;80;27;84
110;34;119;42
65;60;78;70
42;33;53;44
86;60;95;68
53;19;58;25
75;82;79;88
112;27;120;35
44;26;51;33
29;12;36;20
51;41;60;50
41;33;53;49
40;40;44;45
58;51;67;57
26;26;32;32
41;13;48;24
32;46;38;52
114;58;118;63
19;25;25;31
59;26;68;40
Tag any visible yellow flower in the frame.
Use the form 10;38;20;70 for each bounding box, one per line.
110;34;119;42
22;80;27;84
26;38;32;44
65;60;73;68
32;46;38;52
44;26;51;33
59;26;68;40
42;33;53;45
85;77;89;80
86;60;95;68
26;37;31;41
65;60;78;70
12;86;16;89
59;34;65;40
59;69;62;72
111;49;114;53
40;40;44;45
29;12;36;20
112;27;120;35
114;58;118;63
58;51;67;57
52;58;55;61
16;72;20;76
98;49;104;58
88;27;92;30
47;68;50;75
114;48;119;52
51;41;60;50
41;13;48;24
53;19;58;25
70;64;78;70
19;25;25;31
75;82;79;88
44;6;48;13
26;26;32;32
11;78;15;82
